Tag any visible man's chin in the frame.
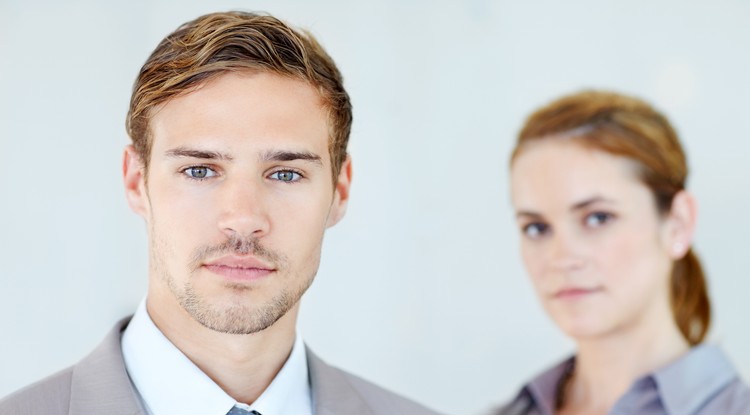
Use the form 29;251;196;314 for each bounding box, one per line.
181;296;294;335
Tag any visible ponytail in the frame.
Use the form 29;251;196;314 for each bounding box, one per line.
671;248;711;345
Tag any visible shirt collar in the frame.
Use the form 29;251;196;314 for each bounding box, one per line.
652;343;738;415
121;298;312;415
519;345;739;415
525;357;573;415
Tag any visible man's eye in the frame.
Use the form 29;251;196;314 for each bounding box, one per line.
270;170;302;182
522;223;549;239
183;166;216;179
585;212;614;227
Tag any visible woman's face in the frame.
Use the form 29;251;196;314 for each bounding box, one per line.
510;138;676;341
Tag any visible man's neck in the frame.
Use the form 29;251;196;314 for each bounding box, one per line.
146;294;299;405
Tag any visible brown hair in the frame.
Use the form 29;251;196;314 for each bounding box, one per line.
512;90;710;345
126;11;352;181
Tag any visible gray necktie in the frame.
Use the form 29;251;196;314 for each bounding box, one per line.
227;406;261;415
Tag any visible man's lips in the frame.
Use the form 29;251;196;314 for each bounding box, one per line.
553;286;603;300
202;255;275;282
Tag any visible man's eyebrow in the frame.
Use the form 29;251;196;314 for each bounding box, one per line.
164;147;233;161
261;150;323;165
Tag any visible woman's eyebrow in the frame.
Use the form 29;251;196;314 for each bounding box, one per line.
570;196;616;212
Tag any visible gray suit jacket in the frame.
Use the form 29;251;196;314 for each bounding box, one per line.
0;318;442;415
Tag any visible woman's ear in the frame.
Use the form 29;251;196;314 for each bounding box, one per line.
664;190;698;259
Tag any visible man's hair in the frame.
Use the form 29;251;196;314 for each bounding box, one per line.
126;11;352;180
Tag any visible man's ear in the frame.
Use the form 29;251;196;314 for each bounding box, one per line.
663;190;698;259
326;155;352;228
123;145;149;218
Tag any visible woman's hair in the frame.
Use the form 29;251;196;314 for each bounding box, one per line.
511;90;710;345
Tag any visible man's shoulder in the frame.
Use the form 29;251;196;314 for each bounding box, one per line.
0;317;142;415
306;348;443;415
338;368;443;415
0;367;74;415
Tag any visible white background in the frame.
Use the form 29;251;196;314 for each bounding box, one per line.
1;1;749;414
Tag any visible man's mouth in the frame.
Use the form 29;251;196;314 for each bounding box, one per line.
202;255;275;282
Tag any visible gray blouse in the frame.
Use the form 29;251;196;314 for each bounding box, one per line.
496;344;750;415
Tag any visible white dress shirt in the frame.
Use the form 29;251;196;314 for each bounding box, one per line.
121;299;313;415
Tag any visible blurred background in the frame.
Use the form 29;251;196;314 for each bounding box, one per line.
1;1;749;414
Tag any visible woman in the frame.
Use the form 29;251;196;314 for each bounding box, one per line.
498;90;750;414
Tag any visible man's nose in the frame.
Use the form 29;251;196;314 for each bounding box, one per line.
216;177;271;240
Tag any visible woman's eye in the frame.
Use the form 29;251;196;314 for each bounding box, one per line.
585;212;613;227
183;166;217;179
522;223;549;239
270;170;302;182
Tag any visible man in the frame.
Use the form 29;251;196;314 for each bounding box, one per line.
0;11;440;415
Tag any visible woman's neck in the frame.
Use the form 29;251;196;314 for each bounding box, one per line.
559;312;690;415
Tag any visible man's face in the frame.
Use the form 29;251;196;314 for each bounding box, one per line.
124;71;351;334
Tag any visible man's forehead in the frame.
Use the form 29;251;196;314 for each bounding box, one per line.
148;72;332;154
151;70;327;116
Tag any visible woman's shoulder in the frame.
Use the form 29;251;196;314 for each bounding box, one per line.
488;392;534;415
701;376;750;415
653;343;750;414
487;356;574;415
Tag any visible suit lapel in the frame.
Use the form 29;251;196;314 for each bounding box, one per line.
307;347;377;415
66;321;376;415
69;317;146;415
